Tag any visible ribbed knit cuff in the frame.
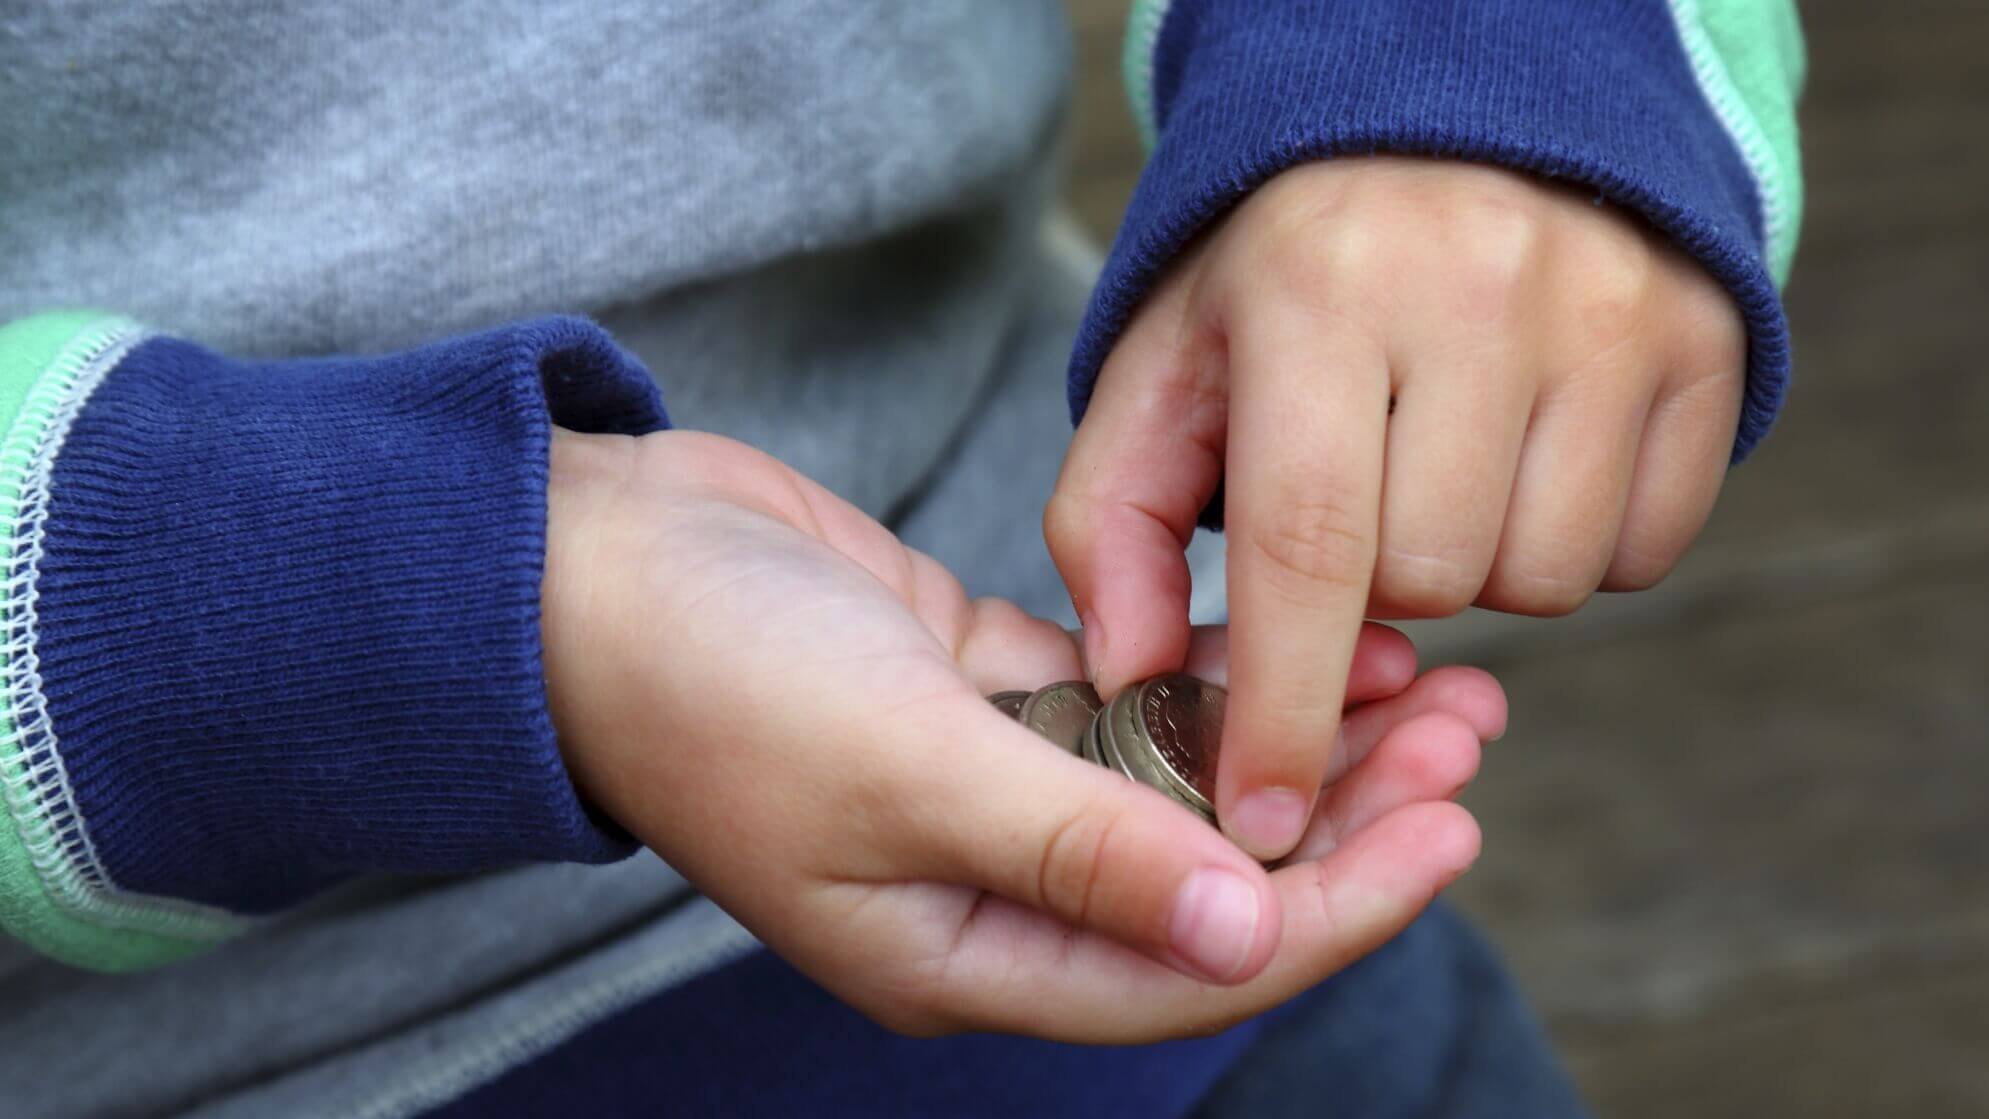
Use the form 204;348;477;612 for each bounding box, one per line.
29;316;666;917
1075;0;1798;526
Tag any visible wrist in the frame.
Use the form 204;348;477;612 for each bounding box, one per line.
542;428;643;811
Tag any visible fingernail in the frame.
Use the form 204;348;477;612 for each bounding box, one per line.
1080;611;1107;681
1227;787;1311;860
1168;867;1261;982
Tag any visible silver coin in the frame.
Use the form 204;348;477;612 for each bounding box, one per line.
1094;692;1141;781
1105;687;1166;787
1081;714;1106;767
1017;681;1102;756
1101;688;1213;822
1075;687;1217;824
1092;682;1212;823
1134;675;1223;814
988;691;1030;719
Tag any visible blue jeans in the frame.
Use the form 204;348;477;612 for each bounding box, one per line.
1193;903;1590;1119
431;902;1588;1118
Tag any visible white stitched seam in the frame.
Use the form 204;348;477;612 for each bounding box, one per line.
1665;0;1794;286
0;323;250;941
1124;0;1176;148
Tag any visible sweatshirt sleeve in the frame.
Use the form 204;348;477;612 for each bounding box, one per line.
0;312;667;971
1073;0;1805;465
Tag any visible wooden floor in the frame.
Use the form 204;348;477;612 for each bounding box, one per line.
1062;3;1989;1114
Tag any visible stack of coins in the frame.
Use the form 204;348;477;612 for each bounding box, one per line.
989;675;1224;826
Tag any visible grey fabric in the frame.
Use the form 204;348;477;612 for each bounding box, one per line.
3;856;716;1118
1;1;1068;347
894;221;1233;626
597;174;1054;521
0;2;1095;1116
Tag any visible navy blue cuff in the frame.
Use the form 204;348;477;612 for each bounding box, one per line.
1071;0;1792;527
36;317;666;914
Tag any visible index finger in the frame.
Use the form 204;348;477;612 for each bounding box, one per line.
1219;296;1391;860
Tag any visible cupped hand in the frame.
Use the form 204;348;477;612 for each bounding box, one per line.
540;427;1503;1042
1048;156;1744;860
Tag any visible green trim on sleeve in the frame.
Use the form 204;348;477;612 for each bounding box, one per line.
1122;0;1176;150
1666;0;1807;287
0;312;247;971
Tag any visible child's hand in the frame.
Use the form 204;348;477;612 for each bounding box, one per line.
1049;156;1747;861
540;428;1503;1042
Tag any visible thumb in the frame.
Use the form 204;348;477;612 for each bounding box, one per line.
899;697;1281;985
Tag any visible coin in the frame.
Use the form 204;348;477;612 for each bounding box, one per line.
1017;681;1102;756
1133;675;1223;815
988;691;1030;719
1094;691;1141;781
1100;687;1217;824
1081;715;1105;766
1104;687;1166;787
986;676;1224;829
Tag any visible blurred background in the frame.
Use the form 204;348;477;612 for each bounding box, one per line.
1063;2;1987;1114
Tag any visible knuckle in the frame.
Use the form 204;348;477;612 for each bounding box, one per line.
1604;550;1672;593
1249;684;1341;740
1664;359;1746;420
1262;239;1334;302
1319;221;1390;284
1402;728;1480;791
1606;527;1687;592
1449;196;1542;313
1035;797;1129;926
1673;284;1749;377
1572;295;1648;363
1247;495;1375;592
1489;562;1595;617
1374;542;1486;616
1042;490;1101;560
1562;240;1656;357
1649;236;1745;353
1263;223;1382;310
